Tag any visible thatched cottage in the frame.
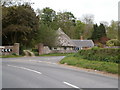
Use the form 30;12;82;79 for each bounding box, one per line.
38;28;94;55
51;28;76;53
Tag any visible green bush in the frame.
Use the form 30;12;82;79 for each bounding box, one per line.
91;46;100;50
12;53;17;56
106;39;120;46
77;48;120;63
32;48;38;52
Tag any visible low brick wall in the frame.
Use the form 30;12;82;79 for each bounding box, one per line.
0;43;19;55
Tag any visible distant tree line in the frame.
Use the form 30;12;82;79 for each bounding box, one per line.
2;0;118;48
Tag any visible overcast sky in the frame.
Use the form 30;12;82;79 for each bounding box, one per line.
30;0;119;24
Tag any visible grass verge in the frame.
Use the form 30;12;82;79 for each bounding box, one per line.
60;56;118;74
0;55;22;58
39;53;75;56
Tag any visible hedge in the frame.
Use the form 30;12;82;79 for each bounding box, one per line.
74;48;120;63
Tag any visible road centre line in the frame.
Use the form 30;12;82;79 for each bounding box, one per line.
7;64;42;74
63;81;79;89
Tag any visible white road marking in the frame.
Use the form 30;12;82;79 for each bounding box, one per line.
63;81;79;88
7;64;42;74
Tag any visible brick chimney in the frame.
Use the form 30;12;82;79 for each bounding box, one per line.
80;36;83;40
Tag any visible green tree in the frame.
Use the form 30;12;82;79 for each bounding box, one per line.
38;7;57;29
99;23;106;36
107;20;118;39
36;7;57;46
91;24;99;40
56;11;76;38
75;20;85;39
2;4;39;48
36;24;57;47
91;23;107;41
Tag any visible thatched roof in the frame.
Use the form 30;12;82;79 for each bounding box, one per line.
71;40;94;48
55;28;75;47
55;28;94;48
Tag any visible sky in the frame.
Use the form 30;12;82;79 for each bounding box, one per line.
30;0;119;24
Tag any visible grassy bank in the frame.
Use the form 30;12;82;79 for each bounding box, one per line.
77;48;120;63
60;56;118;74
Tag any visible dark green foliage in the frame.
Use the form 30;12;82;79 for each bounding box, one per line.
36;7;58;46
36;24;57;47
40;7;57;28
12;53;17;55
91;23;107;41
2;4;39;47
76;48;120;63
99;23;106;37
32;48;38;52
91;24;99;40
32;48;39;56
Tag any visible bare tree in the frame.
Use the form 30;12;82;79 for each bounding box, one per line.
81;14;94;25
1;0;31;6
80;14;94;39
100;21;109;27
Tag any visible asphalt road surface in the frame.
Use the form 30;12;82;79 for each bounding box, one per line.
2;56;118;89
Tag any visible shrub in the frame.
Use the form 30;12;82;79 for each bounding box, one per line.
76;48;120;63
32;48;38;52
12;53;17;55
91;46;100;50
106;39;120;46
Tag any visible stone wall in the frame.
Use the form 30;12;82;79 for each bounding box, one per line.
51;47;76;53
51;50;76;53
0;43;19;55
38;44;76;55
43;46;51;54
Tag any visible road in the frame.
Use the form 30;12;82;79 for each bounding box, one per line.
2;56;118;89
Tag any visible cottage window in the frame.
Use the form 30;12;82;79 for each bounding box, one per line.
64;47;67;50
49;47;52;50
54;47;57;50
75;47;79;50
